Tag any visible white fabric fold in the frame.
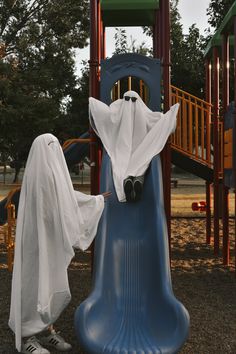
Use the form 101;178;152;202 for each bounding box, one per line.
89;90;179;202
8;133;104;352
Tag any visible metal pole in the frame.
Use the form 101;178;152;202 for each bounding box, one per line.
222;34;230;265
205;58;212;244
89;0;100;273
89;0;99;196
101;21;106;60
234;17;236;275
213;46;220;255
161;0;171;243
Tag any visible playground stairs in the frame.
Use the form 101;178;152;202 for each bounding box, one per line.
170;85;222;181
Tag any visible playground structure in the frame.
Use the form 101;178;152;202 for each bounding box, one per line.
75;0;190;353
73;0;236;351
5;2;236;271
85;0;236;272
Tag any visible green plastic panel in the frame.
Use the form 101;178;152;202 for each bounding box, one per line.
101;0;159;10
217;2;236;34
204;35;235;58
101;0;159;26
204;2;236;58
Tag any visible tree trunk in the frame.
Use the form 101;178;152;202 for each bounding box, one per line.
13;166;21;183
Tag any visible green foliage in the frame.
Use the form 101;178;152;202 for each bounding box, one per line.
113;28;151;56
170;0;206;97
143;0;206;98
0;0;90;177
114;28;128;55
57;61;90;141
206;0;235;29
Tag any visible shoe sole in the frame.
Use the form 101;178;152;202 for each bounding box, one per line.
41;342;71;352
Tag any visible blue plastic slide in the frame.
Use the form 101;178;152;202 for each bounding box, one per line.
0;133;90;225
63;131;89;169
75;153;189;354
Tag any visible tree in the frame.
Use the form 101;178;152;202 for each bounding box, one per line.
175;25;205;97
169;0;185;89
113;27;151;56
57;61;90;141
206;0;235;30
0;0;89;61
0;0;90;180
114;28;129;55
143;0;206;98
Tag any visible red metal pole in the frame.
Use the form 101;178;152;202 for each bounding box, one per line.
102;26;106;59
234;17;236;274
89;0;98;98
89;0;100;196
205;58;212;244
162;0;171;110
89;0;100;273
97;1;101;67
206;181;212;244
222;34;230;265
213;46;220;255
161;0;171;245
100;21;105;60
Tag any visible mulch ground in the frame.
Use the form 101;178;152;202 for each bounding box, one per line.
1;218;236;354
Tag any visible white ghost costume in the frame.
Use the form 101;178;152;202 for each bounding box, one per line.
8;133;104;352
89;90;179;202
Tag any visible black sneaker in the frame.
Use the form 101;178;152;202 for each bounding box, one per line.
124;177;134;202
133;176;144;202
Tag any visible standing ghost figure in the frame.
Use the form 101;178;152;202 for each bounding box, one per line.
8;133;105;353
89;90;179;202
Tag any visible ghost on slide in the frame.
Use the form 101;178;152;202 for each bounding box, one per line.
89;90;179;203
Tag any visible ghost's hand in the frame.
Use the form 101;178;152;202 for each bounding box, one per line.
102;191;112;200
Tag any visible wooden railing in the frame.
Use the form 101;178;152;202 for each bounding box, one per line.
171;85;214;169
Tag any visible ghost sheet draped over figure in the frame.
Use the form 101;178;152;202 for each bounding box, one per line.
89;90;179;202
8;134;104;352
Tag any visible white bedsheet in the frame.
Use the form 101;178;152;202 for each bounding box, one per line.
89;90;179;202
8;133;104;351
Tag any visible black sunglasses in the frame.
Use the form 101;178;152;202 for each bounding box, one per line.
124;96;137;102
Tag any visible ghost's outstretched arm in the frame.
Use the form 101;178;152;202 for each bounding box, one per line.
89;98;109;136
89;97;118;158
127;103;179;176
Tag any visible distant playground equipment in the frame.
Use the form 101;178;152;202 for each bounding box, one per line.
75;0;190;353
192;201;207;213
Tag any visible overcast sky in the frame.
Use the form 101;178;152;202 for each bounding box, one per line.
76;0;211;74
178;0;210;34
